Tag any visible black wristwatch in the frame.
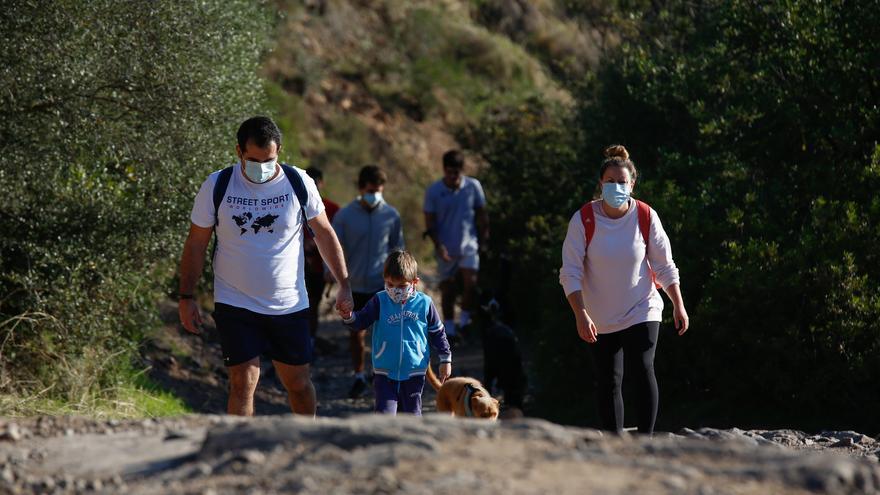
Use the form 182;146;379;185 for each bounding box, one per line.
177;293;195;301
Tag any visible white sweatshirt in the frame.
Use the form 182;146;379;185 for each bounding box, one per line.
559;199;680;334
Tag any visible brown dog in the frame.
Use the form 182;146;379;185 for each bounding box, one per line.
426;366;499;420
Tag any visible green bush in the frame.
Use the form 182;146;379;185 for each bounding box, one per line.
477;0;880;432
0;0;270;411
470;99;594;425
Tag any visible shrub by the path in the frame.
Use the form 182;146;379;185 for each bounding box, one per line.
0;0;270;415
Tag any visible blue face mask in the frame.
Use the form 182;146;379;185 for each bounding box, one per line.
361;191;383;207
601;182;630;208
244;158;277;183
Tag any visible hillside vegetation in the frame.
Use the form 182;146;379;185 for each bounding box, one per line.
0;0;271;416
260;0;599;258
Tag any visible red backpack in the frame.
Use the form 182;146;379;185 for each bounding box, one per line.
580;199;661;289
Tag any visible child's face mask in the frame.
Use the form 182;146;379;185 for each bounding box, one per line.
385;283;415;304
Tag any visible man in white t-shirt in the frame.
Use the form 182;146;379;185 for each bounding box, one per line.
177;116;353;416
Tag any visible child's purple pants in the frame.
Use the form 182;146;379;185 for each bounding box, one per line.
373;374;426;415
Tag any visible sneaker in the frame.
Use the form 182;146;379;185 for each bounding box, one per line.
348;376;369;399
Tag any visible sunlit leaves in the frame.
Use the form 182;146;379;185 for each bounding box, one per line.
0;0;270;400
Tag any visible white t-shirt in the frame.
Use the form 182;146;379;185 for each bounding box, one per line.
190;163;325;315
559;199;680;334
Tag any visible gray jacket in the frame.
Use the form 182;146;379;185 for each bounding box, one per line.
332;199;404;293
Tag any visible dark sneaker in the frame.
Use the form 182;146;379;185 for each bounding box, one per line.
348;376;369;399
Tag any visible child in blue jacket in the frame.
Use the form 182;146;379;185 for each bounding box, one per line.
340;250;452;415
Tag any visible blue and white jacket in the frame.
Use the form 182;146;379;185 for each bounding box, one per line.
343;290;451;381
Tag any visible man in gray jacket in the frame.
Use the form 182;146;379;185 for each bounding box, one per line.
332;165;404;397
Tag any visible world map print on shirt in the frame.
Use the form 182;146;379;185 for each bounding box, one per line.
231;212;280;235
226;192;290;236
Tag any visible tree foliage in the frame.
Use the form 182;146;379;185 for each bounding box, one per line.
0;0;270;404
477;0;880;431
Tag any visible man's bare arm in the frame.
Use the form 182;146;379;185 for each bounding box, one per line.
424;212;440;247
178;223;213;333
424;212;451;262
308;211;353;313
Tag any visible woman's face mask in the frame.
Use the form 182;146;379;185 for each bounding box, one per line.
601;181;630;208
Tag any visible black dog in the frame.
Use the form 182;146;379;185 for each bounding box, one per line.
478;290;527;411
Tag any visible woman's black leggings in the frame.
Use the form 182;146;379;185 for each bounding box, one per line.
590;321;660;434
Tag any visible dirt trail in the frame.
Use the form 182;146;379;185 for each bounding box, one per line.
144;284;486;418
2;414;879;494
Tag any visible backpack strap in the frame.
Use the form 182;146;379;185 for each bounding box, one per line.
635;199;651;247
579;201;596;250
209;166;234;265
281;163;314;236
212;166;234;227
635;199;661;289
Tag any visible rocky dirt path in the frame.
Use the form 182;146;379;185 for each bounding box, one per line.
2;414;879;494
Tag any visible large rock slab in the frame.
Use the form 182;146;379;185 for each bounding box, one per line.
1;415;878;494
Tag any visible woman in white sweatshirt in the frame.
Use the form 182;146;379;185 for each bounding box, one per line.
559;145;690;435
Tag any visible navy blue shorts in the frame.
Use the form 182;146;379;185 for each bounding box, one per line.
374;374;426;415
213;303;313;367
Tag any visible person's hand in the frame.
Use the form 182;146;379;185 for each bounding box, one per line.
674;304;690;335
438;362;452;383
335;284;354;316
436;244;452;262
178;299;202;334
478;235;489;254
338;308;353;320
576;310;598;343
